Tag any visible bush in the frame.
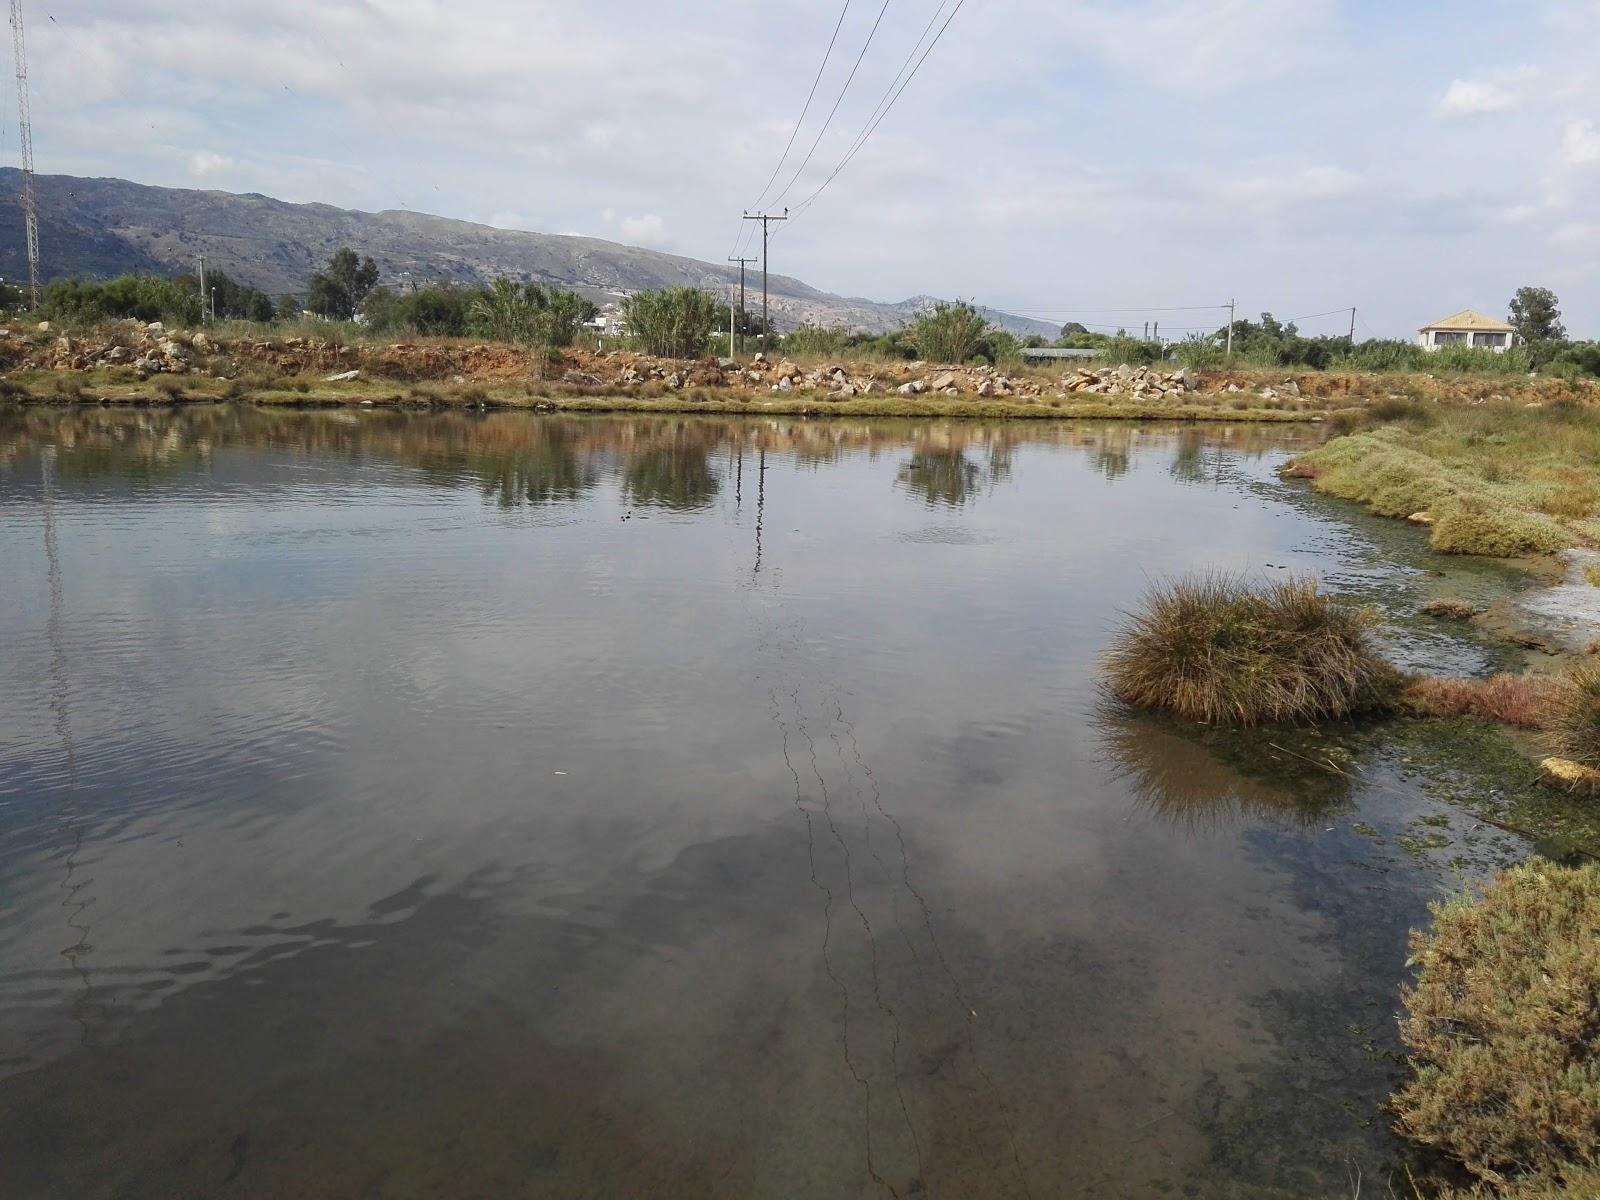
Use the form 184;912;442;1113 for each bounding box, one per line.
623;287;721;358
1431;498;1567;557
1394;860;1600;1189
906;300;991;364
1102;574;1398;725
1545;662;1600;771
782;324;850;357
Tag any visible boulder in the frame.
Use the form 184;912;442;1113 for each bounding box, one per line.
976;380;996;397
930;372;957;391
324;369;360;382
716;357;736;370
777;376;793;392
191;332;212;354
105;346;132;364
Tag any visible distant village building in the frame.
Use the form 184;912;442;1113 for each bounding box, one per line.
1418;310;1515;353
586;302;627;337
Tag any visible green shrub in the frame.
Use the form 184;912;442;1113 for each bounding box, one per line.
1394;860;1600;1189
1431;498;1567;556
906;300;991;364
1102;574;1398;725
622;287;722;358
782;324;849;357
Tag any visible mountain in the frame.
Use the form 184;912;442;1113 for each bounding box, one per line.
0;170;1055;337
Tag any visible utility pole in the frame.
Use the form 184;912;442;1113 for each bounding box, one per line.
1348;306;1357;346
1152;321;1160;348
10;0;38;307
743;210;786;356
1226;298;1236;358
198;256;206;325
727;255;756;355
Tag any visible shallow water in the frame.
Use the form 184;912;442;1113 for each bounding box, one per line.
0;408;1529;1199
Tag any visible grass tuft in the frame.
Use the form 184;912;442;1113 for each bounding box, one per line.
1545;661;1600;772
1401;674;1550;728
1102;574;1398;726
1394;859;1600;1190
1420;598;1479;620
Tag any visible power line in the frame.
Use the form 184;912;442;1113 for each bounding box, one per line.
787;0;969;221
993;303;1232;315
1282;307;1355;325
732;0;854;257
769;0;894;210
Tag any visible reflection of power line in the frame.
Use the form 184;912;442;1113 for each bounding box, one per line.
41;449;96;1045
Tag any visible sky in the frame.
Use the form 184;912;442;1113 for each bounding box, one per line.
16;0;1600;338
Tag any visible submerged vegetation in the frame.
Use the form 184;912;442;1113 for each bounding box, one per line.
1102;575;1398;726
1395;860;1600;1194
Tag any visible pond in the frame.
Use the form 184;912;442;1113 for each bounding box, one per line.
0;408;1533;1199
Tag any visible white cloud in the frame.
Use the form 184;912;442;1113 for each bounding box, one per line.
618;214;669;247
187;151;233;179
1439;79;1518;115
1437;66;1540;116
1562;118;1600;165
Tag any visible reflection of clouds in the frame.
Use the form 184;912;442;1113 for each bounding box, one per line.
1094;705;1351;832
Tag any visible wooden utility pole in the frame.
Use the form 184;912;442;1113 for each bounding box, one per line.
1226;298;1236;358
1349;306;1357;346
727;255;756;355
198;256;206;325
743;211;786;355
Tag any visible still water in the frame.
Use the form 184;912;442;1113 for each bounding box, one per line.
0;408;1525;1198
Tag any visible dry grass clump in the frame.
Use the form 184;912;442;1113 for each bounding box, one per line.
1421;598;1480;620
1402;674;1550;729
1102;574;1398;726
1545;661;1600;772
1394;860;1600;1191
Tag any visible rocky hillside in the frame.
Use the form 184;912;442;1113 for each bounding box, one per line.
0;170;1054;337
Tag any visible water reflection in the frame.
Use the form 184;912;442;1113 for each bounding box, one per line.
0;406;1315;513
1096;707;1354;830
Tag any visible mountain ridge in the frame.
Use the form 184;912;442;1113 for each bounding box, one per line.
0;170;1054;337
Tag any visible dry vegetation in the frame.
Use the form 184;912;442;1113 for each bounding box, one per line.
1401;674;1551;729
1102;575;1399;725
1544;662;1600;772
1394;859;1600;1194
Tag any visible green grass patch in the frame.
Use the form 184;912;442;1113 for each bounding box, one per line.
1288;404;1600;556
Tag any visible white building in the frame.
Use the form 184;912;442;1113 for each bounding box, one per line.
1418;310;1515;353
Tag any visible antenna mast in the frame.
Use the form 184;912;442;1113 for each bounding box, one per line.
10;0;38;307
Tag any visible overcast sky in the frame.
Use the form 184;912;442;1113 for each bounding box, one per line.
20;0;1600;337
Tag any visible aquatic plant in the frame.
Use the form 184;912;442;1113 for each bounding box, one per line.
1545;662;1600;773
1101;574;1398;726
1401;674;1549;729
1394;860;1600;1190
1420;598;1479;620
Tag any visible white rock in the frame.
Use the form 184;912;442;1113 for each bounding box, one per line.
323;369;361;382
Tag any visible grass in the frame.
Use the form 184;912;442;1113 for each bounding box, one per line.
1286;403;1600;556
1401;674;1550;729
1101;574;1399;725
1394;859;1600;1192
1545;661;1600;772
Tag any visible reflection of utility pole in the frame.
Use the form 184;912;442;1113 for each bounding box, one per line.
41;450;96;1045
742;211;786;356
753;446;766;575
727;256;756;355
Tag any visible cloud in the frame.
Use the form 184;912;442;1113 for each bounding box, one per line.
187;151;233;179
1562;118;1600;165
1437;67;1540;116
618;214;670;247
1439;79;1519;115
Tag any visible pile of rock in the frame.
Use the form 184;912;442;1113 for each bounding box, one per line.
31;320;211;377
1061;363;1197;399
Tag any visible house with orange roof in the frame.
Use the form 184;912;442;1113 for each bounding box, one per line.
1418;309;1515;353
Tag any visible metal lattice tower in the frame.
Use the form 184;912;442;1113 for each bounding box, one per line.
10;0;37;307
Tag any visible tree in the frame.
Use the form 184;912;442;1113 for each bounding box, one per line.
1060;322;1088;337
1508;286;1565;344
306;247;379;320
275;294;302;322
621;287;721;358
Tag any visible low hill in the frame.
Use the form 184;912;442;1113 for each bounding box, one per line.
0;170;1054;337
